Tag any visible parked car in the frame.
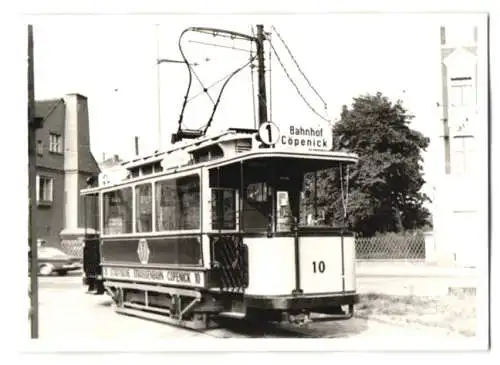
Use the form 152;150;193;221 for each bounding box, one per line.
28;239;82;276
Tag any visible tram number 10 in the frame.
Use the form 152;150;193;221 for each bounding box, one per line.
312;260;326;273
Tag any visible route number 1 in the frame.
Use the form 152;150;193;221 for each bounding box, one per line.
312;260;326;273
258;121;280;145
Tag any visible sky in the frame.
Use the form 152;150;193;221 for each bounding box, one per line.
30;13;487;190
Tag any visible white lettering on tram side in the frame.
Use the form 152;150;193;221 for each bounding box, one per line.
133;268;164;281
167;270;192;283
103;267;204;287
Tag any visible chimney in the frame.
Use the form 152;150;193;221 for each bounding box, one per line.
135;136;139;156
62;93;92;230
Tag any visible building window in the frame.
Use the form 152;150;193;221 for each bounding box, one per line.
49;133;63;153
36;175;53;205
449;77;474;107
36;140;44;156
442;26;476;46
452;136;475;175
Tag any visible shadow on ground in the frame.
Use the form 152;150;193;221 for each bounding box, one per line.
209;315;370;338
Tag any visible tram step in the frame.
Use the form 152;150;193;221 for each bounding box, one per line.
218;311;246;319
114;305;211;330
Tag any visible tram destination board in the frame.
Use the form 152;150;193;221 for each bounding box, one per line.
102;266;205;288
258;121;333;150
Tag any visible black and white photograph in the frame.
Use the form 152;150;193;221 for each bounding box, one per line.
13;2;494;357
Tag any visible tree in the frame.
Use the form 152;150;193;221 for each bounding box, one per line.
330;92;432;237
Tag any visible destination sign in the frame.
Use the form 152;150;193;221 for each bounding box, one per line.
280;124;332;150
102;267;205;288
258;121;333;151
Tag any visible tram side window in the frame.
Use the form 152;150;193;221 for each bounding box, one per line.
211;189;236;230
156;174;200;231
83;194;99;232
135;183;152;233
103;187;133;235
300;166;347;228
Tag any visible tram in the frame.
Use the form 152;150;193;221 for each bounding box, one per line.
80;24;360;329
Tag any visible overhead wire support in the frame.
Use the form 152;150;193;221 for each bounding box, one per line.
188;68;244;103
188;40;252;53
190;67;216;105
175;25;264;141
255;24;268;127
202;55;256;134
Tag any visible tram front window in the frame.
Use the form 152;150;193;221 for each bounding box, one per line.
241;159;351;233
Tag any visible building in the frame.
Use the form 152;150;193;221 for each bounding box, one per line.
429;20;488;267
34;93;100;255
99;154;123;170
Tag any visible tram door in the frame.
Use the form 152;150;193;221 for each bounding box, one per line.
209;165;248;291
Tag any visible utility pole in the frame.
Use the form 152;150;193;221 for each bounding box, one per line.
256;24;268;128
27;23;39;339
155;24;162;152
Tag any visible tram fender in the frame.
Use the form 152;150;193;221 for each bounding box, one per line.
244;293;359;311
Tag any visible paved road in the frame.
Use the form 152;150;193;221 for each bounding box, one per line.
36;274;466;341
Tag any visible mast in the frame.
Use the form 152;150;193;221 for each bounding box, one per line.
155;24;162;151
255;24;268;127
28;23;39;339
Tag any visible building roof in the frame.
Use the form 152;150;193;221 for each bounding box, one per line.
35;98;65;120
99;155;123;170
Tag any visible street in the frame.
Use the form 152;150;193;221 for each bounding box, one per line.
36;272;468;341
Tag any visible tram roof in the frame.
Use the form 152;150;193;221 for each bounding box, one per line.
117;128;254;169
81;128;358;195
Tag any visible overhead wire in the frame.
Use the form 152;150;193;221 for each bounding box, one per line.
189;66;216;105
249;26;257;129
175;25;337;138
270;26;332;123
268;30;273;122
268;39;330;123
271;26;328;107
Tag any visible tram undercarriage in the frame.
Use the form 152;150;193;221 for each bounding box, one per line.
103;280;358;329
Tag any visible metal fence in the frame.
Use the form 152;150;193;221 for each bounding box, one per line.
60;239;84;259
355;234;426;260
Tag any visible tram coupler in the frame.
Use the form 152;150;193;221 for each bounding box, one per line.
282;311;311;327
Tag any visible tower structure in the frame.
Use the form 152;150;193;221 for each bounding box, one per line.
432;22;487;267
